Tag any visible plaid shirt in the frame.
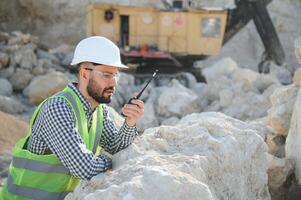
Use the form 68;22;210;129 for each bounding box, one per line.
27;83;138;180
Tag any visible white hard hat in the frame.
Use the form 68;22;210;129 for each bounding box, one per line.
71;36;128;68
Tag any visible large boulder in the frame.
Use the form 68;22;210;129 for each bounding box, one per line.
0;111;28;154
267;85;299;136
23;71;68;105
286;88;301;184
66;112;270;200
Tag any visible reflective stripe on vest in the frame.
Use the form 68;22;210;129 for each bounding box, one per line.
12;156;69;174
7;174;69;200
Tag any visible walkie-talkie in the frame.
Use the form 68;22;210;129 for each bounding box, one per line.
121;69;159;116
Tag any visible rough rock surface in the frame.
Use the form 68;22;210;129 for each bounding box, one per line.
267;85;299;136
66;112;270;200
286;88;301;184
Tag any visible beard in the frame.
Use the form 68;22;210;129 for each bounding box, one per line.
87;77;114;104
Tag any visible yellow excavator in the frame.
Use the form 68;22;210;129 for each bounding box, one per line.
86;0;284;75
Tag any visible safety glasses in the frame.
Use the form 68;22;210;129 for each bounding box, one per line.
84;63;120;81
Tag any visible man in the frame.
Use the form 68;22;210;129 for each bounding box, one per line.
0;36;144;200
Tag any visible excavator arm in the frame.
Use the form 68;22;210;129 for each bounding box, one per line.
224;0;285;65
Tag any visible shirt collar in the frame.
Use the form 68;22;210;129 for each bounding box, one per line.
68;82;95;114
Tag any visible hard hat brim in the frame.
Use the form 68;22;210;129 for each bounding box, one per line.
71;60;128;69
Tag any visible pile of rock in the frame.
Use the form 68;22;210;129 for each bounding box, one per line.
117;57;285;132
0;31;72;116
263;40;301;200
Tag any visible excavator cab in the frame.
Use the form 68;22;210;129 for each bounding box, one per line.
87;2;227;68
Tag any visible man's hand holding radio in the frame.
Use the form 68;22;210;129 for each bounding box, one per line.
122;94;145;127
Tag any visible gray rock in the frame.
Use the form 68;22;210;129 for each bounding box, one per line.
0;78;12;96
269;63;292;85
31;64;46;76
14;45;37;69
253;74;280;94
36;49;60;65
0;64;15;79
37;58;53;69
176;72;197;88
0;96;25;114
192;82;209;110
9;68;33;91
8;31;39;46
0;52;9;69
50;44;73;59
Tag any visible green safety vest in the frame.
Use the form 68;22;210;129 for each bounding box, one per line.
0;87;104;200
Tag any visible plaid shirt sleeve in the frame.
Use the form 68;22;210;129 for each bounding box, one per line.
100;105;139;155
28;98;111;181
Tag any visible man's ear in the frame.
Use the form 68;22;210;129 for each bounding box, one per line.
79;64;90;81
